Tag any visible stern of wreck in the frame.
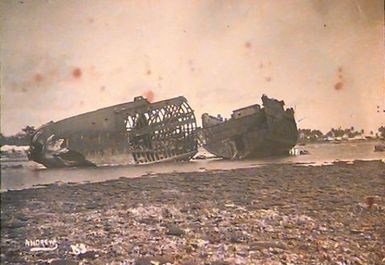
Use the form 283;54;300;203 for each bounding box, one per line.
200;95;298;159
261;95;298;154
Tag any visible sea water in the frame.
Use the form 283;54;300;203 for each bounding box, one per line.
1;141;384;191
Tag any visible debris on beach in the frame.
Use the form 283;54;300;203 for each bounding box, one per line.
193;154;207;160
289;147;309;156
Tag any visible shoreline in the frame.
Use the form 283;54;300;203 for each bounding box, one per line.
0;158;385;194
1;160;384;264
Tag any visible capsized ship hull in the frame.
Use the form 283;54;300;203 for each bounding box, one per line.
200;95;298;159
28;96;198;168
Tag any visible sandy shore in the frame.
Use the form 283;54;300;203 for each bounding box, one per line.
1;160;384;264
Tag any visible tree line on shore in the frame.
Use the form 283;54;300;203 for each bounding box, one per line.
299;126;385;142
0;126;36;146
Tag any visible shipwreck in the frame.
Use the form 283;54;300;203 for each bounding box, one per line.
199;95;298;159
28;96;198;167
28;94;298;168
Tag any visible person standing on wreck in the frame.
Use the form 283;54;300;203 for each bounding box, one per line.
132;112;152;149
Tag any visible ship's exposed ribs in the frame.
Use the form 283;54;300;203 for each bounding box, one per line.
28;96;198;167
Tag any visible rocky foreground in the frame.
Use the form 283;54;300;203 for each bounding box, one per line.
1;160;384;265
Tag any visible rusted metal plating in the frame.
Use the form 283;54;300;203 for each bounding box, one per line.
28;96;198;167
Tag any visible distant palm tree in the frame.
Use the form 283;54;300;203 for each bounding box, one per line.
21;126;36;142
21;126;36;136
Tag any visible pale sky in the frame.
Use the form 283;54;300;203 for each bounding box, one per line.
1;0;384;135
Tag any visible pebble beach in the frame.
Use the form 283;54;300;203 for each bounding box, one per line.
1;160;384;264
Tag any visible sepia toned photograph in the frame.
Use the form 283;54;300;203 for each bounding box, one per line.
1;0;384;264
